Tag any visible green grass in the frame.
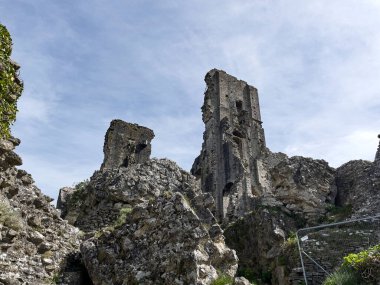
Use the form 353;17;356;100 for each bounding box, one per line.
93;206;133;238
211;274;234;285
322;269;359;285
114;206;132;228
322;204;353;223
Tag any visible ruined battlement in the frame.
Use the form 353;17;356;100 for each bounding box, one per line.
100;119;154;170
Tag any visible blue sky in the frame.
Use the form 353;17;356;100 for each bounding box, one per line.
1;0;380;201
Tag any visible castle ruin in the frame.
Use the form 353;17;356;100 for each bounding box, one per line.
191;69;267;221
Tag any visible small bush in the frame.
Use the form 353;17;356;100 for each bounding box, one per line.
323;244;380;285
342;244;380;282
68;179;89;207
285;231;297;247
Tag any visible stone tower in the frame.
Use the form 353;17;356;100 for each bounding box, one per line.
191;69;266;221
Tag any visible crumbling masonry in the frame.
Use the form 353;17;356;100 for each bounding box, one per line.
192;69;267;221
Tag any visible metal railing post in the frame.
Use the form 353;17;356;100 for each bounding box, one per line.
296;230;308;285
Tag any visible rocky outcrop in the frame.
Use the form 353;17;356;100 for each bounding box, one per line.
0;28;85;284
261;153;337;222
81;189;237;285
100;120;154;170
59;121;240;284
335;156;380;218
224;206;304;285
0;137;81;285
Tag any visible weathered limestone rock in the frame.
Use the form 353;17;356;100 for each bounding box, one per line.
262;153;337;221
234;277;253;285
335;136;380;218
61;139;238;283
57;186;75;219
224;206;301;285
100;119;154;170
0;137;81;285
58;119;239;283
192;69;267;221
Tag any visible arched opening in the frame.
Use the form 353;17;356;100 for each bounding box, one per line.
223;182;234;196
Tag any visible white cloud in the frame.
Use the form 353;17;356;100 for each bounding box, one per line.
285;129;379;167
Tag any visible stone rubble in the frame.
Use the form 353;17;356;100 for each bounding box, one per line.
59;122;240;284
0;137;81;285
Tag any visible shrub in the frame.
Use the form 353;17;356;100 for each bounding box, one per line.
0;24;23;138
323;244;380;285
342;244;380;282
68;179;89;207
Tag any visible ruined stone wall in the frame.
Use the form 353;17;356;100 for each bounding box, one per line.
192;69;266;221
375;134;380;166
100;120;154;171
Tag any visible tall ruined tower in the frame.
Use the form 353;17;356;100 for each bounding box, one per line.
192;69;266;221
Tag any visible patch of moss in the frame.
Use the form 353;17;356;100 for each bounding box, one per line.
324;204;353;223
237;267;256;283
42;250;53;259
114;206;132;228
0;199;22;230
278;232;298;267
211;274;234;285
